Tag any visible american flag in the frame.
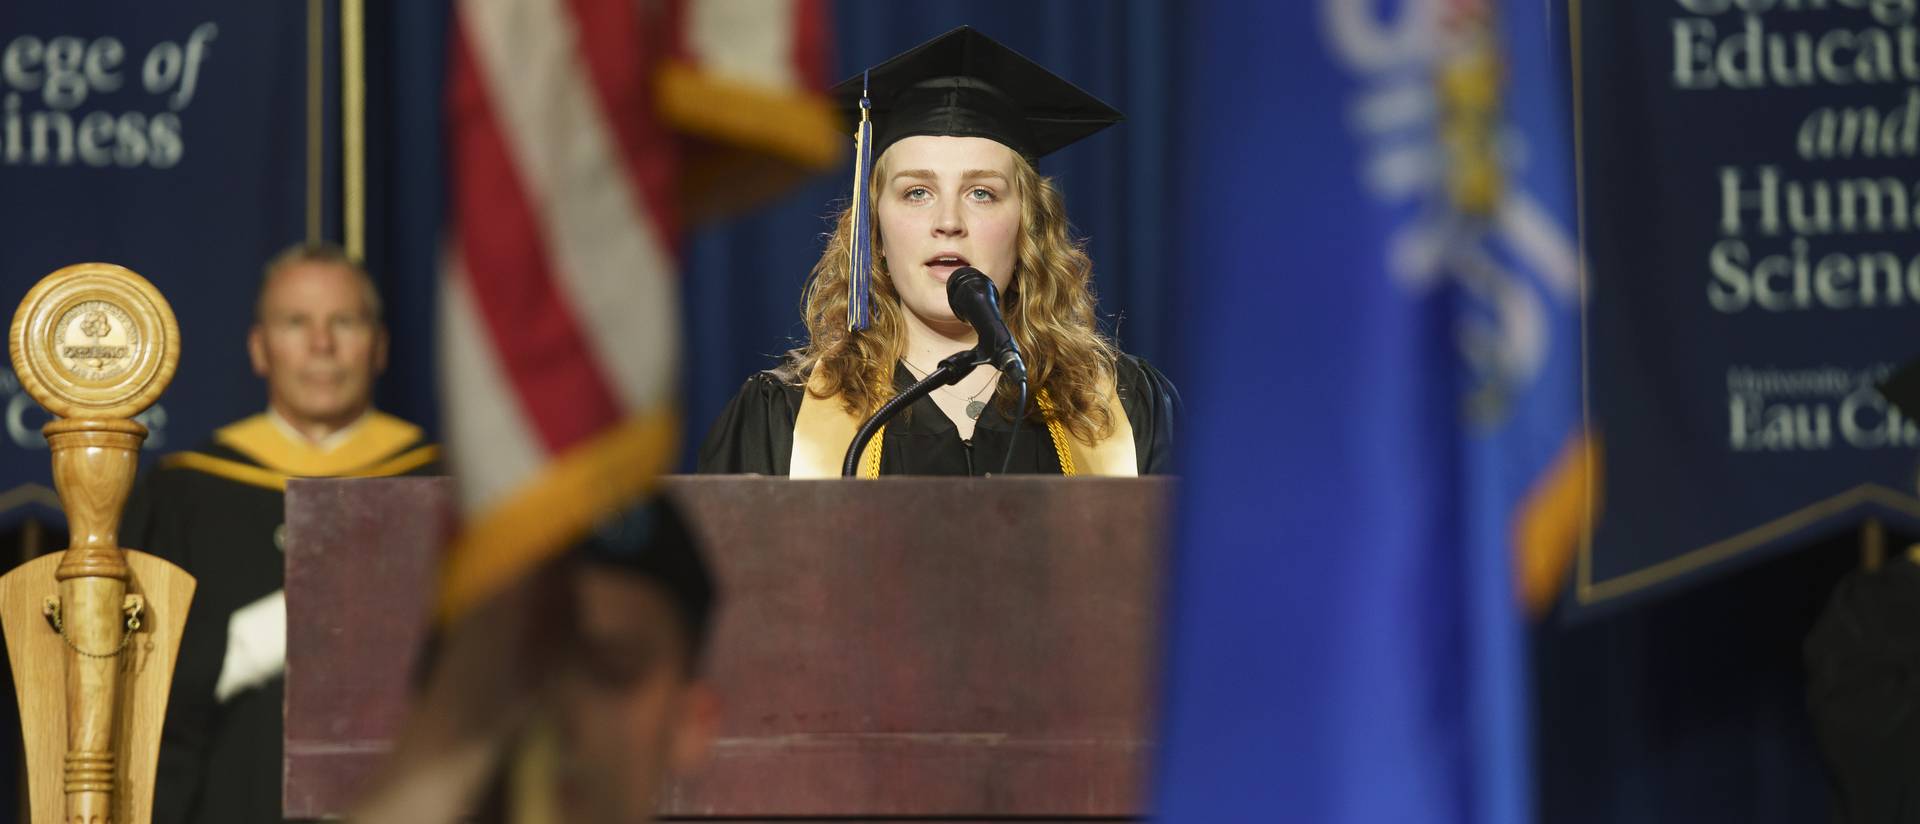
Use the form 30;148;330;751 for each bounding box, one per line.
436;0;836;620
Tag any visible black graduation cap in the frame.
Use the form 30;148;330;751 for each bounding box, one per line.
832;27;1122;330
1880;359;1920;421
828;26;1124;161
575;496;718;659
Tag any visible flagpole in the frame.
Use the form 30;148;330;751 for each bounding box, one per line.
342;0;366;260
306;0;324;245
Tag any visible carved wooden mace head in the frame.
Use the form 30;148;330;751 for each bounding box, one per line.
10;262;179;423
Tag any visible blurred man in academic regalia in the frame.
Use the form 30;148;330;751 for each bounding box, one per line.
1803;361;1920;824
123;243;440;824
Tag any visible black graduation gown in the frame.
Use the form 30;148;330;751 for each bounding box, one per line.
697;354;1176;476
120;413;439;824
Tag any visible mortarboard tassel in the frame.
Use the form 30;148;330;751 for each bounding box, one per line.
847;72;875;331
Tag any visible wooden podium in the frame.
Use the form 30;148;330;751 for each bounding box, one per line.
283;476;1169;821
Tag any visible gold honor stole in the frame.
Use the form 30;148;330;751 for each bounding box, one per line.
159;412;439;490
789;372;1137;478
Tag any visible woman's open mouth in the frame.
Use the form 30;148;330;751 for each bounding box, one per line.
925;253;970;282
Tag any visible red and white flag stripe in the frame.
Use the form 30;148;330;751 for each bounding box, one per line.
438;0;831;619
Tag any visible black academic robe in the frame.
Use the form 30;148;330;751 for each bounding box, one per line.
1804;558;1920;823
121;412;438;824
698;354;1176;476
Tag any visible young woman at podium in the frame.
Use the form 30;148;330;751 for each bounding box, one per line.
698;27;1175;477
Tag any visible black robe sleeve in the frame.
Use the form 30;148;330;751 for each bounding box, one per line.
696;372;803;475
1116;354;1179;475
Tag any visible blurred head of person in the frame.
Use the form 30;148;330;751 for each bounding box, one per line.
539;498;721;822
248;243;388;439
352;498;720;824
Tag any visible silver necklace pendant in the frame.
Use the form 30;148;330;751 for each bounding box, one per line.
965;400;986;420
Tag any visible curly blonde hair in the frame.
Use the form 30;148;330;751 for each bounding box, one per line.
789;149;1119;445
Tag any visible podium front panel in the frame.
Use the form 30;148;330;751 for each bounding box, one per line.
282;477;452;818
284;475;1168;819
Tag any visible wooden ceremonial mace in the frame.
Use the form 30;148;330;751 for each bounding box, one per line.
3;264;195;824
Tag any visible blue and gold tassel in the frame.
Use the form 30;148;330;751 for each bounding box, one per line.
847;72;875;331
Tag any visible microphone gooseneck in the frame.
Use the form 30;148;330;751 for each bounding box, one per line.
840;268;1032;476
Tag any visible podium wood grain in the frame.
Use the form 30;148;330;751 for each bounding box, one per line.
284;475;1168;820
282;477;452;818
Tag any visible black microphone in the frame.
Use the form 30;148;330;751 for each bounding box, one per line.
946;267;1025;380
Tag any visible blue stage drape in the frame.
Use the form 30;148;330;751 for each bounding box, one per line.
367;0;451;435
1534;538;1846;824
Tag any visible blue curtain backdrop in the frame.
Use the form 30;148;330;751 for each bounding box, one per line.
1533;534;1850;824
369;0;1174;472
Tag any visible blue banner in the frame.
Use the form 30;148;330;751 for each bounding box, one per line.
1578;1;1920;611
0;1;323;528
1157;0;1576;819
